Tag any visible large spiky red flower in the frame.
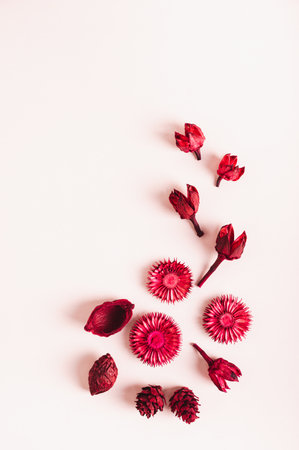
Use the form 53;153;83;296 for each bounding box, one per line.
129;312;182;367
203;295;252;344
147;259;193;303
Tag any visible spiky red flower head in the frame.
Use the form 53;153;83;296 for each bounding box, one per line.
129;312;182;367
203;295;252;344
203;295;251;344
147;259;193;303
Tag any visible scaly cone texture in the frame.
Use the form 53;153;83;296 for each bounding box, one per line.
203;295;252;344
169;184;204;237
129;312;182;367
135;385;165;418
216;154;245;187
147;259;193;303
192;343;242;392
88;354;118;395
175;123;205;160
84;299;135;337
197;224;247;287
169;387;200;424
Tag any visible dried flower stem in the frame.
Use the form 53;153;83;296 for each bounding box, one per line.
192;343;213;366
190;215;204;237
194;150;201;160
216;176;222;187
197;255;225;287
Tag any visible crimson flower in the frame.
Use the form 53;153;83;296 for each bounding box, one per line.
203;295;252;344
192;343;242;392
197;224;246;287
175;123;205;160
129;312;181;367
216;154;245;187
169;184;204;237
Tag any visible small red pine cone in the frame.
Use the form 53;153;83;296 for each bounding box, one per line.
135;385;166;418
169;387;200;424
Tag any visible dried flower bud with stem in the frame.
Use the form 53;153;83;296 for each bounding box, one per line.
169;184;204;237
197;224;247;287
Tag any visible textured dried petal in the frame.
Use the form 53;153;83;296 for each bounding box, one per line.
169;387;200;424
203;294;252;344
169;189;194;219
229;231;247;260
88;354;118;395
84;299;135;337
129;312;181;367
187;184;199;213
147;259;193;303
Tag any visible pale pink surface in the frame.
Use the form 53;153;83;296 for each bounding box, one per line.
0;2;298;450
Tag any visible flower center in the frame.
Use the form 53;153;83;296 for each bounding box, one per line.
219;313;234;328
147;331;165;349
163;273;179;289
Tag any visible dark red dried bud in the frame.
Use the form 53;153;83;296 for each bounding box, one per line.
169;387;200;423
216;153;245;187
84;299;135;337
88;354;118;395
135;385;165;418
215;224;247;260
197;224;246;287
192;344;242;393
175;123;205;160
169;184;204;237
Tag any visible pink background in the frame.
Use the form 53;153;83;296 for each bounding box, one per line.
0;1;298;449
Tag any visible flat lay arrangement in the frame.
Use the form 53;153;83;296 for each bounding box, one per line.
82;123;252;424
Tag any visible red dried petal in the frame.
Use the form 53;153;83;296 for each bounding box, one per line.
215;224;234;257
229;231;247;260
187;184;199;213
175;132;190;153
84;299;134;337
169;189;194;219
174;123;205;155
217;153;245;182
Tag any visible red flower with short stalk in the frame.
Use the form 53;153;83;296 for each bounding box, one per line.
175;123;205;160
169;184;204;237
197;224;247;287
216;154;245;187
192;343;242;392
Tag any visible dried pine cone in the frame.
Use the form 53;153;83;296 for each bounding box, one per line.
135;385;165;418
169;387;200;424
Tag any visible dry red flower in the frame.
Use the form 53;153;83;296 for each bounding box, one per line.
169;184;204;237
197;224;247;287
192;343;241;393
203;294;252;344
84;299;134;337
88;354;118;395
175;123;205;160
216;153;245;187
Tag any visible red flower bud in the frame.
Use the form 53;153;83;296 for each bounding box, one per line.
169;184;204;237
175;123;205;160
192;343;242;393
197;224;246;287
88;354;118;395
84;299;135;337
216;153;245;187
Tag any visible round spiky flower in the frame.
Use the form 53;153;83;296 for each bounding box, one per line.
203;294;252;344
147;259;193;303
169;387;200;424
129;312;182;367
135;385;165;418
